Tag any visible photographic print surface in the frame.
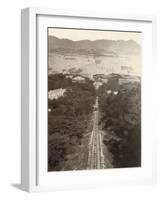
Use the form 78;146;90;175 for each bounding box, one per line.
48;28;141;171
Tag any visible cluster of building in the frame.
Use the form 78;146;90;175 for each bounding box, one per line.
62;71;141;91
49;65;140;97
93;73;141;95
118;76;140;85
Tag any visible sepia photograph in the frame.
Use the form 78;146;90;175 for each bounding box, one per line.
48;27;141;172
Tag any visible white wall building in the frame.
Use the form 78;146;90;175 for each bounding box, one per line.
72;76;86;83
48;88;66;100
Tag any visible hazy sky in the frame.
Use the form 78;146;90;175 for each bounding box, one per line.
48;28;141;45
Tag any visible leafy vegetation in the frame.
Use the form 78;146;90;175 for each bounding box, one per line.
98;81;141;168
48;74;96;171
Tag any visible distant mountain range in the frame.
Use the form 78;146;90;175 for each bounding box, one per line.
48;36;141;55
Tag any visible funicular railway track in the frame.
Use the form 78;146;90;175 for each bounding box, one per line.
87;98;105;169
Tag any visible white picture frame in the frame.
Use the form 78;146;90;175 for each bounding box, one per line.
21;7;157;192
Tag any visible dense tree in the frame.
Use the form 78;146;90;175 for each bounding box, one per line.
48;74;96;171
98;82;141;168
